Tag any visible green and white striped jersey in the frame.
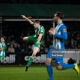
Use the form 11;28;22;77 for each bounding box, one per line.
34;25;45;41
0;42;6;56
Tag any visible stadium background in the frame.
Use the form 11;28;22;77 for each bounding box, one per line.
0;1;80;80
0;0;80;65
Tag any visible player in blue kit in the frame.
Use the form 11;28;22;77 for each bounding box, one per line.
46;12;79;80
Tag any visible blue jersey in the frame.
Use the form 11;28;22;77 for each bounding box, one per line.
53;23;67;49
46;23;67;65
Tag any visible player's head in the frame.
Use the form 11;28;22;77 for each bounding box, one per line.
54;12;64;21
1;37;5;43
34;20;40;28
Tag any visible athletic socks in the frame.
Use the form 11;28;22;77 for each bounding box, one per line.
62;64;75;70
47;65;54;80
26;57;33;67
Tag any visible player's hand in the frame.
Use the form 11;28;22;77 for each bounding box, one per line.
21;15;27;19
49;28;55;35
36;41;40;44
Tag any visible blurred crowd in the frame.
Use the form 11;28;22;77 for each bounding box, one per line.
65;31;80;49
1;31;80;55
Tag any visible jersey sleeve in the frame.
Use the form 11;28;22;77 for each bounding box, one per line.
54;25;67;40
40;27;44;33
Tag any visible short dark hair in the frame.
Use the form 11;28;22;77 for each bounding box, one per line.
55;12;64;19
1;37;5;39
34;20;40;24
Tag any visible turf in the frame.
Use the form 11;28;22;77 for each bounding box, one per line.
0;66;80;80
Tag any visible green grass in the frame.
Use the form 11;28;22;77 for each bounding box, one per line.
0;66;80;80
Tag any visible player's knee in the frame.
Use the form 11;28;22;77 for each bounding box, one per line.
32;54;36;58
32;49;38;58
46;61;51;66
32;52;38;57
45;59;51;66
56;65;62;70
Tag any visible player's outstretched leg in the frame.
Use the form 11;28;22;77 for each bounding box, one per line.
58;63;79;75
23;37;28;41
25;47;39;71
56;58;79;75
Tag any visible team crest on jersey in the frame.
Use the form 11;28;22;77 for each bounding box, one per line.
63;29;67;32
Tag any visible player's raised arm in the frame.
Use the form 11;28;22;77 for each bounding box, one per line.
21;15;33;24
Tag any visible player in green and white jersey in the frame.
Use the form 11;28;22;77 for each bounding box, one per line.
0;37;6;61
21;15;45;71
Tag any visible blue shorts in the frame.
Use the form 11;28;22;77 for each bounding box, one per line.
46;47;64;65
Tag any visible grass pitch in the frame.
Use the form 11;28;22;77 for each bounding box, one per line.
0;66;80;80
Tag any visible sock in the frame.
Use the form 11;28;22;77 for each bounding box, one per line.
26;57;33;67
47;65;54;80
62;64;75;70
